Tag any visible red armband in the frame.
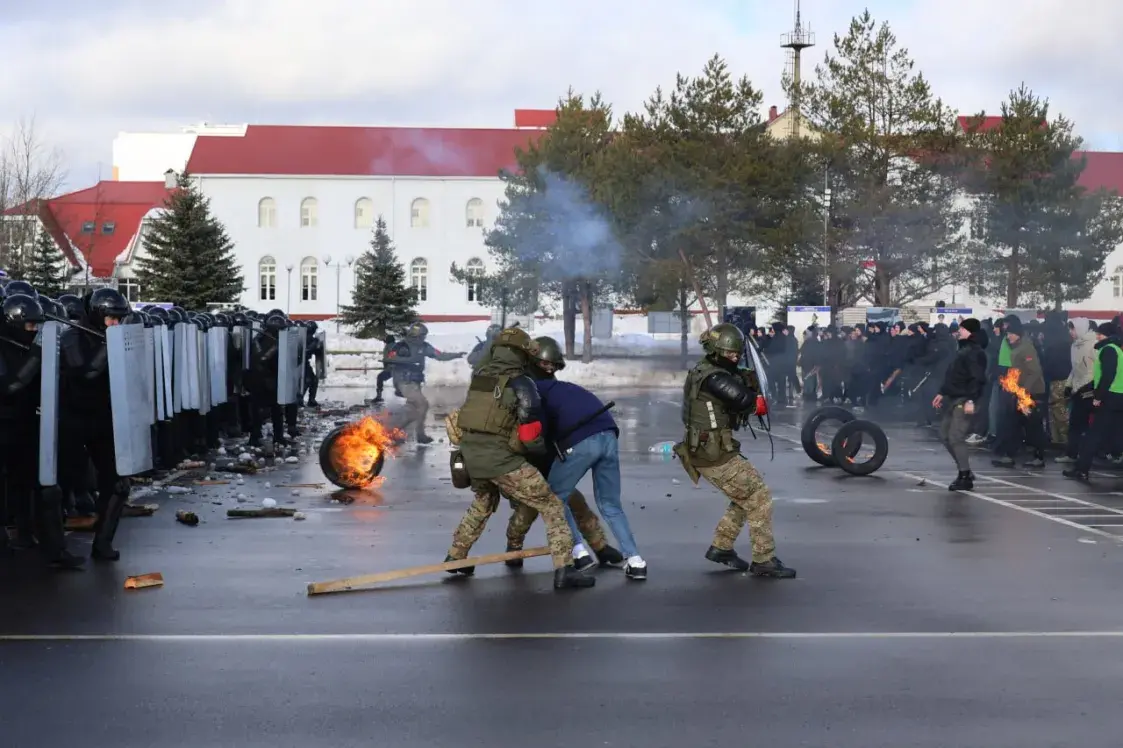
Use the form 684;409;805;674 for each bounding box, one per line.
754;395;769;417
517;421;543;442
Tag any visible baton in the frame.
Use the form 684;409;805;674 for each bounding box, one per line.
0;335;30;351
551;400;616;463
45;314;106;339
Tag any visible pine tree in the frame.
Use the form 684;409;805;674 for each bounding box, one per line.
23;227;70;296
133;172;244;310
337;215;418;339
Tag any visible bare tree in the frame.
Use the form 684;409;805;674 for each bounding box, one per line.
0;115;67;274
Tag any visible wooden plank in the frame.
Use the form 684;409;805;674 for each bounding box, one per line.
306;547;551;596
227;507;297;518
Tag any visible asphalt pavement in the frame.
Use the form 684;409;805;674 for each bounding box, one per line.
4;390;1123;747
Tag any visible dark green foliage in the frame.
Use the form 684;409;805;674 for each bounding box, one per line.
338;215;419;339
23;228;70;297
133;172;244;310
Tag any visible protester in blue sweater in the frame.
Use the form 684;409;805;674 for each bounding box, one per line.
529;336;646;580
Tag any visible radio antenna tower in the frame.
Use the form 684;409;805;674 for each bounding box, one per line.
781;0;815;139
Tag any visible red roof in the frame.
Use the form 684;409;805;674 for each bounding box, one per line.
185;125;545;177
5;181;171;278
514;109;557;128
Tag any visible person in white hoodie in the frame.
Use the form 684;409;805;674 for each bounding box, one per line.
1057;318;1098;464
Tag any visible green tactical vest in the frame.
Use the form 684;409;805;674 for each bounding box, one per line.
1093;344;1123;393
998;338;1011;367
681;358;739;463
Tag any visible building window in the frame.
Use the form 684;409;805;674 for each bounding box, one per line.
410;198;429;228
465;257;484;302
117;278;140;302
259;255;277;301
102;222;116;235
466;198;484;228
354;198;373;229
300;197;318;228
1114;268;1123;298
410;257;428;301
258;197;277;228
81;221;94;233
300;256;318;301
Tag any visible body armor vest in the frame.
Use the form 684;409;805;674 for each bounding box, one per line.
681;358;738;460
456;373;518;438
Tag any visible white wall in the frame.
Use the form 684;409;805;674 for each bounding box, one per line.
112;133;198;181
193;174;505;317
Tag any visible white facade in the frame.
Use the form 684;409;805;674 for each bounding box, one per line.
111;125;246;181
177;175;502;317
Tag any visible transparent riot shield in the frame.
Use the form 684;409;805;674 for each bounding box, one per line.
160;326;175;417
183;323;201;410
315;329;327;378
207;326;229;405
107;323;155;475
196;328;211;415
38;320;61;487
297;331;307;399
241;325;253;370
153;325;167;421
142;326;156;426
276;327;299;405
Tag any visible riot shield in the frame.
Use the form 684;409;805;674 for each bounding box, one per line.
276;327;299;405
207;327;229;405
142;326;157;426
297;331;307;398
153;325;166;421
38;320;61;487
241;326;253;370
196;329;211;415
315;329;327;378
160;326;174;417
107;323;155;475
181;323;202;410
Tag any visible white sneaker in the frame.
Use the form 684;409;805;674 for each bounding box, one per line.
624;555;647;580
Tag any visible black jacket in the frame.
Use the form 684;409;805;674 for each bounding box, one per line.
938;331;988;400
702;367;757;413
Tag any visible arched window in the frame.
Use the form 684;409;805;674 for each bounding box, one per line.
300;197;318;228
410;257;428;301
257;197;276;228
300;256;318;301
465;257;485;302
410;198;429;228
259;256;277;301
465;198;484;228
354;197;374;229
1113;266;1123;299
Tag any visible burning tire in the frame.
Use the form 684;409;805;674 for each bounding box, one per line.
801;406;861;467
319;421;389;490
831;419;888;477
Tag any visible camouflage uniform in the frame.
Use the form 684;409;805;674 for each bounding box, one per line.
673;323;795;578
505;489;607;552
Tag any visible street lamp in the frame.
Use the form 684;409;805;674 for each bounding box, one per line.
324;253;355;330
822;172;832;308
285;263;294;314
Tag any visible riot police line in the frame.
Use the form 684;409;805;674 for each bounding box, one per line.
0;280;325;570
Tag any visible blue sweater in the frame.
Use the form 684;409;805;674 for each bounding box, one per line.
535;379;618;451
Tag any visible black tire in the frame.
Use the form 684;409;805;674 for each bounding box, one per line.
801;406;858;467
319;424;386;489
831;419;889;477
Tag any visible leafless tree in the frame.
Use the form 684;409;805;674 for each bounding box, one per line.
0;115;67;274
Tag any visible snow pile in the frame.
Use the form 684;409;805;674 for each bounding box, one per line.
321;316;701;389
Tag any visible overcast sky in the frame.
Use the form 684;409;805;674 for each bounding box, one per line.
5;0;1121;191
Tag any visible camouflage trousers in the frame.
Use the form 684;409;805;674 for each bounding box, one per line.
505;489;607;552
447;463;575;568
696;454;776;564
1049;380;1069;445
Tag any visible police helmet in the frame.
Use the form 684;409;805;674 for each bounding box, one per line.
5;280;35;297
532;336;566;370
264;313;287;332
231;311;249;327
57;294;83;321
87;288;131;328
3;293;46;329
405;322;428;339
700;323;746;359
40;298;65;321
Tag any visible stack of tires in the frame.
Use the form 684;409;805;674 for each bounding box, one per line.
800;406;889;477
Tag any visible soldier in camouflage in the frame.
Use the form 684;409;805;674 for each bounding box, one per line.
673;323;796;578
444;327;594;590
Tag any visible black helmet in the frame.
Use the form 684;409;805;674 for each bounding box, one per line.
405;321;428;339
307;320;318;332
5;280;35;297
146;306;170;323
40;298;65;321
166;308;185;325
231;311;249;327
264;313;287;332
267;308;286;320
213;312;232;328
532;336;566;370
57;294;83;321
3;293;46;329
86;288;131;329
122;311;147;326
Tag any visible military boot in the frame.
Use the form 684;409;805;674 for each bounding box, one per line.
705;545;749;571
36;489;84;571
749;557;797;578
504;543;524;568
554;565;595;589
948;471;974;491
91;488;128;562
444;554;474;576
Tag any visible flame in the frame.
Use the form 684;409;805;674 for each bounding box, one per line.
329;415;405;489
999;368;1035;414
817;441;855;463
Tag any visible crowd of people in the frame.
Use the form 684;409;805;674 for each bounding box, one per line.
750;312;1123;488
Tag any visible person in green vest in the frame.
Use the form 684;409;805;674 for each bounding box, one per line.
1064;322;1123;482
672;323;796;578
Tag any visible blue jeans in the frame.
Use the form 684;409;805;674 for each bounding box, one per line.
548;430;639;558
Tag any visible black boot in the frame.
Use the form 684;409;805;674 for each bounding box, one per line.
948;471;974;491
504;543;524;568
416;433;433;445
1062;468;1090;481
749;557;797;578
444;554;474;576
37;488;84;571
705;545;749;571
554;565;596;589
91;490;127;562
595;544;625;567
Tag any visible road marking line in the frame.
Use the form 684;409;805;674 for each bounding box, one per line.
974;474;1123;516
897;471;1123;543
5;631;1123;642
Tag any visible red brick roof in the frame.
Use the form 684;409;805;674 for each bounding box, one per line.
5;181;171;278
185;125;545;177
